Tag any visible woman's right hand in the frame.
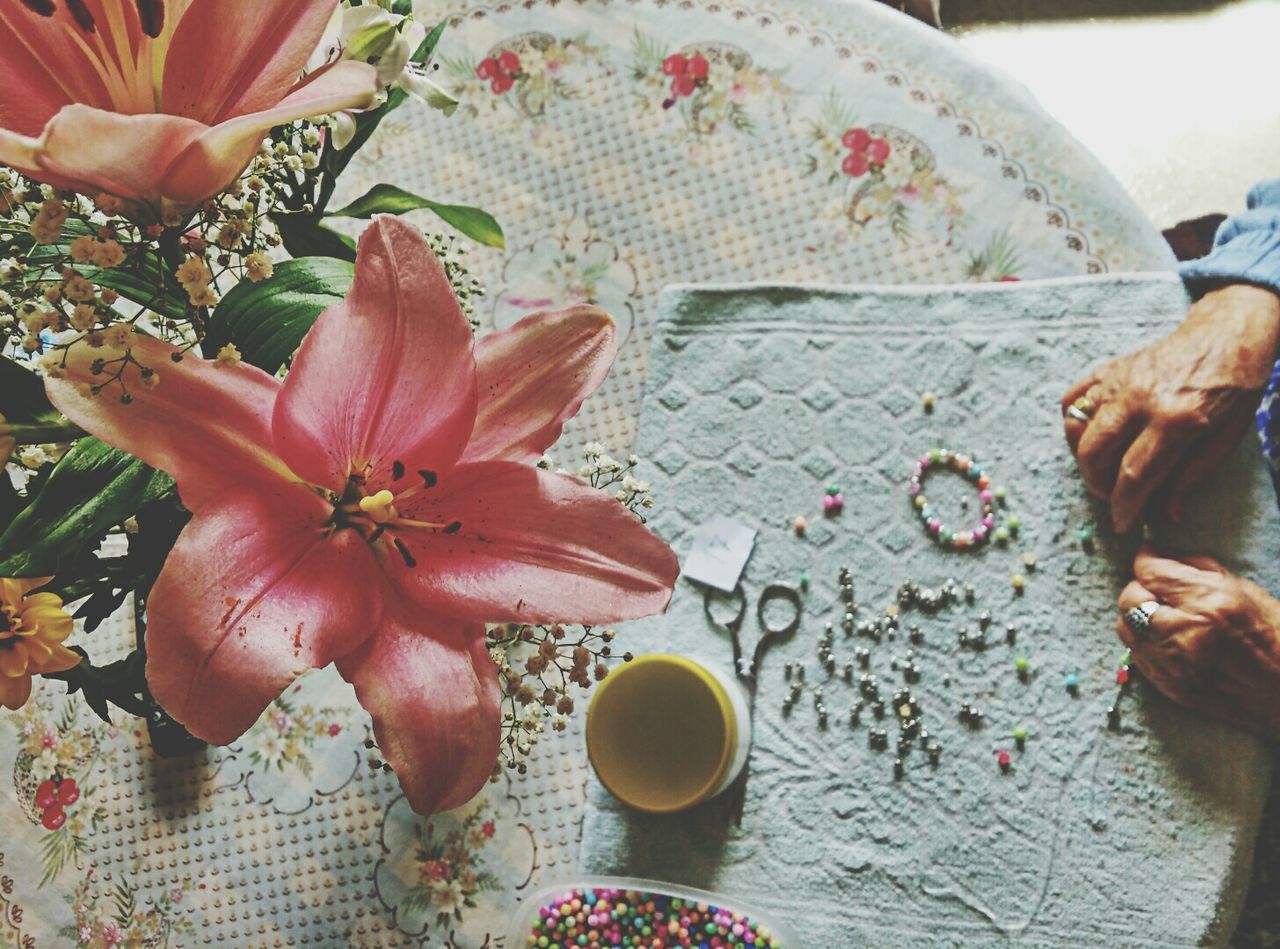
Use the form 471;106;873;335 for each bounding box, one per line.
1061;283;1280;533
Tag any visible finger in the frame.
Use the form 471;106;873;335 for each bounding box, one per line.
1075;401;1142;501
1132;546;1215;603
1061;372;1100;416
1063;413;1088;455
1181;554;1229;574
1115;583;1196;645
1110;422;1199;533
1164;413;1252;522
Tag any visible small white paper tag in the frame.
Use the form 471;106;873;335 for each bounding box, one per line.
682;515;757;592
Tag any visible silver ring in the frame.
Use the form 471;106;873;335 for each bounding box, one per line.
1123;600;1161;639
1066;405;1091;424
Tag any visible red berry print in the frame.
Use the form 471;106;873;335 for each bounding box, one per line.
491;73;514;95
670;73;696;98
497;50;521;74
687;53;709;80
475;57;498;80
35;779;56;809
866;137;890;165
41;804;66;831
841;127;870;151
662;53;687;76
842;153;868;177
58;778;80;806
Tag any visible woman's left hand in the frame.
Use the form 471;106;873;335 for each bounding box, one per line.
1116;547;1280;739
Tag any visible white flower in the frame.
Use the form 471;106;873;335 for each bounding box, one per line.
432;881;464;913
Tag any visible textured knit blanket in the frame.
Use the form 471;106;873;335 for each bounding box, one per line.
579;274;1275;948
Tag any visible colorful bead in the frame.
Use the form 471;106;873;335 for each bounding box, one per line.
922;392;936;412
793;515;807;535
995;749;1012;772
799;570;810;592
1064;672;1080;694
826;484;841;497
909;447;1003;551
994;526;1010;545
524;887;778;948
1010;574;1025;592
1078;526;1094;545
1014;656;1030;677
1116;666;1130;686
1012;725;1027;747
1022;552;1036;572
1006;515;1021;533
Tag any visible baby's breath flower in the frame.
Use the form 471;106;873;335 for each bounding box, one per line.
187;284;219;308
215;343;242;367
176;255;212;287
244;251;274;283
70;304;96;331
69;235;97;264
91;239;125;269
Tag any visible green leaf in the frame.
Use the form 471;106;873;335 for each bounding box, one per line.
0;438;170;578
329;184;505;248
414;18;448;63
274;215;357;261
204;257;354;374
0;358;59;425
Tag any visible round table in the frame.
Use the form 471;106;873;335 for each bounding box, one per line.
1;1;1190;945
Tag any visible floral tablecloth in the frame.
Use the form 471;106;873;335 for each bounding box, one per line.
0;0;1177;945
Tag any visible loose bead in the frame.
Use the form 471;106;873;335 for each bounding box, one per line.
922;392;936;412
1007;515;1022;533
1078;526;1094;545
1022;552;1037;572
826;484;842;496
1011;574;1026;593
1064;672;1080;694
994;526;1011;545
995;749;1012;772
1116;666;1130;686
799;570;810;592
793;515;807;535
1014;656;1030;679
1013;725;1027;748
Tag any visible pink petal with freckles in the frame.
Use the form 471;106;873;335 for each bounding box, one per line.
461;306;618;466
0;6;77;135
337;605;498;815
386;461;679;625
19;105;208;202
0;3;119;117
146;482;383;745
44;335;293;512
158;61;379;205
273;216;478;493
163;0;341;123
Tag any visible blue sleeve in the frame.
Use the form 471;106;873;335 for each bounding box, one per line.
1180;179;1280;296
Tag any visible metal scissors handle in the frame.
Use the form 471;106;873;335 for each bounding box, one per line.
703;582;802;689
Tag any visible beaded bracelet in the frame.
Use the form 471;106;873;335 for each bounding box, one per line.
907;448;996;549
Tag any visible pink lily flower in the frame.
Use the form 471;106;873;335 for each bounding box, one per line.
0;0;380;212
44;216;679;813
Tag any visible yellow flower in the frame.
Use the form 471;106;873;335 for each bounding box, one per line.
0;577;79;711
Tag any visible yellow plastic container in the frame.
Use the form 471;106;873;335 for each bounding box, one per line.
586;653;751;814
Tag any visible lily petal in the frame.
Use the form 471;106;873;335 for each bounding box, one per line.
45;334;293;512
462;307;617;466
146;481;383;745
273;216;478;493
388;462;679;625
162;0;341;123
25;104;207;202
0;4;77;136
0;643;28;678
159;60;378;205
337;604;498;814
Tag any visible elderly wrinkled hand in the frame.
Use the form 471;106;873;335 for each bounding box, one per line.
1116;547;1280;739
1061;284;1280;533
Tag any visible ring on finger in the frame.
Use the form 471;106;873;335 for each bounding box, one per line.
1122;600;1161;639
1066;405;1091;424
1073;396;1097;417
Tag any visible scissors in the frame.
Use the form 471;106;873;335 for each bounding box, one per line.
703;582;803;825
703;582;803;696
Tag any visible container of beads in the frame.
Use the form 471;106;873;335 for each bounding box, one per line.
509;877;796;947
586;654;751;813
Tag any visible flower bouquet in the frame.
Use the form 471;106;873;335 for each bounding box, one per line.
0;0;677;815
